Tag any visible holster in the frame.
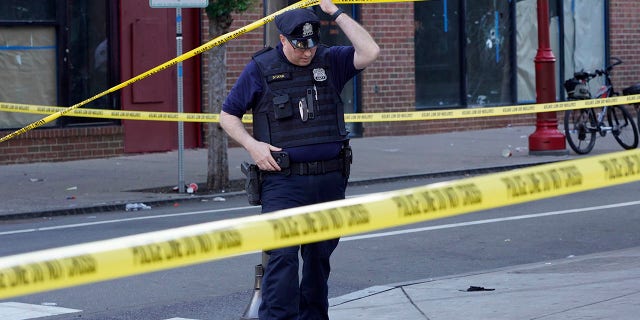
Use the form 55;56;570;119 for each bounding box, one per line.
341;144;353;179
241;162;261;206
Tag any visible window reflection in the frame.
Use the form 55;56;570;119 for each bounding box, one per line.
465;0;512;107
0;0;55;21
415;0;461;109
0;26;56;129
62;1;112;126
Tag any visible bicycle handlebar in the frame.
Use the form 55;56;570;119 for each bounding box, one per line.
608;57;623;70
573;58;623;81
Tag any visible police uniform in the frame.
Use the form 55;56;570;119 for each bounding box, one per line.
222;8;361;320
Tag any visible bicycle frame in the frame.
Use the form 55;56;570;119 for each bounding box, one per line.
595;85;611;134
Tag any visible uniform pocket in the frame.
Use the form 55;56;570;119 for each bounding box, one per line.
272;94;292;120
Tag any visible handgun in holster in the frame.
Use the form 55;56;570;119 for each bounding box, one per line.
341;145;353;178
241;162;261;206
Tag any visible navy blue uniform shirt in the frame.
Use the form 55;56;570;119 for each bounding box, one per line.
222;44;360;162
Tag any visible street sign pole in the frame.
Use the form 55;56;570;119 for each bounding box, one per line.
150;0;207;193
176;8;185;193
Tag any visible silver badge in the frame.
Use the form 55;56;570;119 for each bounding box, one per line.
302;22;314;37
313;68;327;82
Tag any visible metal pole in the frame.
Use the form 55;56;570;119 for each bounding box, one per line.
176;8;186;193
528;0;567;155
239;252;269;319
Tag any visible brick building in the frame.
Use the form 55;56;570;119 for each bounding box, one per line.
1;0;639;164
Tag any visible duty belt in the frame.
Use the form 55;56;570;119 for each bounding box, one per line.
289;158;344;175
262;144;352;177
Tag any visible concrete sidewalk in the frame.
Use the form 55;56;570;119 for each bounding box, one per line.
2;125;586;218
3;125;639;319
329;246;640;320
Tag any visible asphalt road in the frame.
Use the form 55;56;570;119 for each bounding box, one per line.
1;176;640;320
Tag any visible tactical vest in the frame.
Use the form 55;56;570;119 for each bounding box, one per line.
251;45;347;148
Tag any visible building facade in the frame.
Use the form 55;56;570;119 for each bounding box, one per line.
1;0;638;164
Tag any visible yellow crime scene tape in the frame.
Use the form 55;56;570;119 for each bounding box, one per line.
1;148;640;299
2;94;640;123
0;0;427;143
2;0;640;300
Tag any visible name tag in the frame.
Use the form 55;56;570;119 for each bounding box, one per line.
267;73;291;83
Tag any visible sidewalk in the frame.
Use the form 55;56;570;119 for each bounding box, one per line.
3;125;639;319
328;246;640;320
2;125;584;218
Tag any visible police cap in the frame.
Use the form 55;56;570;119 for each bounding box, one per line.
275;8;320;49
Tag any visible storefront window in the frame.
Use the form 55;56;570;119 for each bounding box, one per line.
417;0;606;108
0;1;57;130
415;0;461;109
0;1;113;130
515;0;605;102
465;0;513;107
561;0;605;97
416;0;513;108
0;1;55;21
60;1;113;126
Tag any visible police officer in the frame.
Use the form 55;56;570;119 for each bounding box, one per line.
220;0;379;318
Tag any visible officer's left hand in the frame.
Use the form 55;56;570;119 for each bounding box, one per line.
319;0;339;16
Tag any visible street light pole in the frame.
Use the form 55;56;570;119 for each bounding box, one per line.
528;0;567;155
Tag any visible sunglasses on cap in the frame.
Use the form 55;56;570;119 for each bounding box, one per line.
288;37;319;50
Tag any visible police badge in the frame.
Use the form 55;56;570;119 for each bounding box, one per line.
302;22;314;38
313;68;327;82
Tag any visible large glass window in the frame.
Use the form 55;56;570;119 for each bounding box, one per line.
0;1;56;21
60;1;113;126
0;0;57;130
415;0;461;109
515;0;605;102
415;0;513;109
562;0;605;97
465;0;513;107
417;0;606;108
0;1;115;130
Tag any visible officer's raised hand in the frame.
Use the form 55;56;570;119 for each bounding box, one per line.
319;0;380;70
319;0;339;16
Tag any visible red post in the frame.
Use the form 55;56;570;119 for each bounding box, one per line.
528;0;567;155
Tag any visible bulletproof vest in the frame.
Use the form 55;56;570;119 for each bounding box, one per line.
251;45;347;148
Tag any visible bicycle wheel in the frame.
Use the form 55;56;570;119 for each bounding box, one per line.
564;109;597;154
607;105;639;149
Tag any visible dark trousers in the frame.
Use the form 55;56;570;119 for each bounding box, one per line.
259;171;347;320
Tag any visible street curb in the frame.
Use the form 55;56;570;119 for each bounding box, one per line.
0;191;247;221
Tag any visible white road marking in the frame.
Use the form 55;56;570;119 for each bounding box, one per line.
0;206;257;236
0;302;81;320
2;200;639;245
340;200;640;242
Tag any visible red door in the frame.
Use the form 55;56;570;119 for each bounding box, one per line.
119;1;201;153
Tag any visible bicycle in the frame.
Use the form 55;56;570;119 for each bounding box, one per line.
563;58;639;154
